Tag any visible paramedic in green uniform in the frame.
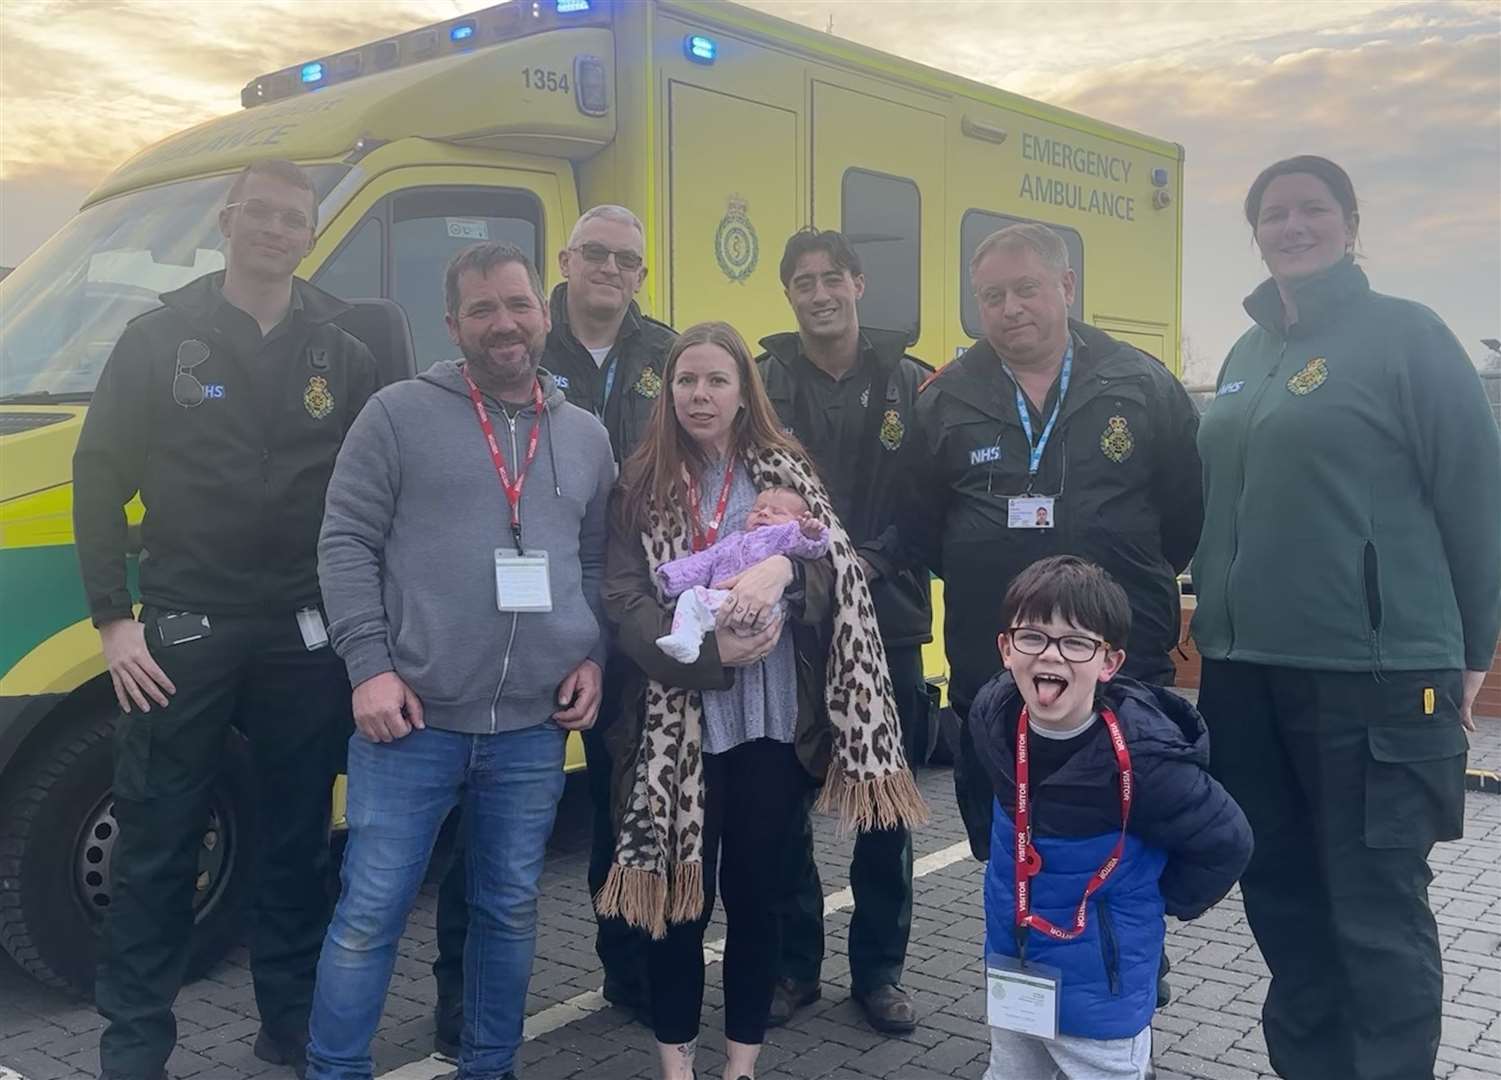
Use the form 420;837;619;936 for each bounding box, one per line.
1192;154;1501;1080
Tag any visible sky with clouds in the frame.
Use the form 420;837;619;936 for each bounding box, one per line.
2;0;1497;375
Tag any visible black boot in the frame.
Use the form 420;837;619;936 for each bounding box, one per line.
253;1027;308;1079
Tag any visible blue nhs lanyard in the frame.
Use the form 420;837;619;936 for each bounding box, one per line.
600;353;619;411
1007;342;1072;477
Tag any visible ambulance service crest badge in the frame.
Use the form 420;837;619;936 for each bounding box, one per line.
715;194;759;284
879;409;905;451
634;366;662;399
304;375;335;420
1100;415;1134;462
1286;356;1328;396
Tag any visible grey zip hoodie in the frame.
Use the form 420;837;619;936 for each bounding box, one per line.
319;360;615;734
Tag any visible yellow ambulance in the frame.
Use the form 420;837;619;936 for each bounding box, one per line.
0;0;1183;993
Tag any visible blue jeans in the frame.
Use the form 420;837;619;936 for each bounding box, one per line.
306;723;566;1080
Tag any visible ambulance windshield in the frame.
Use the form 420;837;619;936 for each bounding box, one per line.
0;166;346;400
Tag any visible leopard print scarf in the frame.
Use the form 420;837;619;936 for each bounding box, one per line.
594;444;929;938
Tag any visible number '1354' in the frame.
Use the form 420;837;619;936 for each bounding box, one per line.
524;68;570;93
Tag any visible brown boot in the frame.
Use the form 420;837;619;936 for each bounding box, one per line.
853;983;918;1034
766;976;821;1027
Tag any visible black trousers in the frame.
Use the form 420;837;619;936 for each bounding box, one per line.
651;738;806;1046
434;659;648;1005
1198;660;1467;1080
97;608;345;1079
775;644;922;993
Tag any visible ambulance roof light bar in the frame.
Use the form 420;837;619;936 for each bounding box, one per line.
241;0;609;109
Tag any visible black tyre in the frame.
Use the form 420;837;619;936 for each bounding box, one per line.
0;700;255;998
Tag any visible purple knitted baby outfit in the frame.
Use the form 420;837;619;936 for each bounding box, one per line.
656;519;830;598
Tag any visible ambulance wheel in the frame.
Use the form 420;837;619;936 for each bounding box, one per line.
0;701;255;998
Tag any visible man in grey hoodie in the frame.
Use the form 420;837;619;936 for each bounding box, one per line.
306;242;615;1080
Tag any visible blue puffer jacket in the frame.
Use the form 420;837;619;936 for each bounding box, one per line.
965;675;1252;1039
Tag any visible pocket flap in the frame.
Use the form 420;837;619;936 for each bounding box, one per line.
1367;720;1469;764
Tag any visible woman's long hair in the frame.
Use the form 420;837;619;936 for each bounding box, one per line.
621;320;806;531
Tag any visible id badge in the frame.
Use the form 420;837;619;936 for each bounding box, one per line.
986;953;1061;1040
296;606;329;651
495;548;553;612
1008;495;1056;529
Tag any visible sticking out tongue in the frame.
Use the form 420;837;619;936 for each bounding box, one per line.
1034;675;1067;708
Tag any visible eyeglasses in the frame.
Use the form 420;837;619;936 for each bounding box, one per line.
224;200;311;232
173;339;211;408
573;241;643;271
1006;627;1111;663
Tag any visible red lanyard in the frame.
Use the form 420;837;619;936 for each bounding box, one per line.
686;461;737;553
462;367;543;554
1014;706;1132;948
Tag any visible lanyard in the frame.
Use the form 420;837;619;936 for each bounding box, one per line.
1014;705;1132;953
1008;342;1073;477
687;461;737;553
600;353;619;412
462;367;543;555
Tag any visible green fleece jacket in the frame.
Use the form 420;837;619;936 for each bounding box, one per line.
1192;258;1501;673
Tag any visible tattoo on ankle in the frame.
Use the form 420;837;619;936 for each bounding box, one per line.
675;1038;697;1060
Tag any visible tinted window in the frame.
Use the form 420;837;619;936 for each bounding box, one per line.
961;210;1084;337
841;169;920;343
313;216;382;303
389;188;542;368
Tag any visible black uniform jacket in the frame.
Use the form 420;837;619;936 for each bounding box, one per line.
758;328;933;646
908;320;1203;709
543;283;676;463
73;273;378;625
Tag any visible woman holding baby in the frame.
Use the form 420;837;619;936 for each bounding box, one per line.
598;320;925;1080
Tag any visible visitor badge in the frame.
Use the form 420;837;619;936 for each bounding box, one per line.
495;548;553;612
986;953;1061;1040
1008;495;1056;530
295;606;329;651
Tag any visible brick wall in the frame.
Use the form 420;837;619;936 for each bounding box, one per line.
1479;641;1501;719
1172;602;1201;690
1171;599;1501;721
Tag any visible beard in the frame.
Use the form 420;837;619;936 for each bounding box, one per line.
459;328;543;395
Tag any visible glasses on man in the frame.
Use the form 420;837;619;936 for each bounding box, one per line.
172;339;211;408
224;200;311;232
573;241;643;271
1006;627;1111;663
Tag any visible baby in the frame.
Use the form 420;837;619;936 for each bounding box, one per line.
655;486;830;663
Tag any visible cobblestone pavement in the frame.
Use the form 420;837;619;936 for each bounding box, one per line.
3;724;1499;1080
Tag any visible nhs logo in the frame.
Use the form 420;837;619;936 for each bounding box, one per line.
1217;380;1245;397
552;375;571;389
970;445;1002;467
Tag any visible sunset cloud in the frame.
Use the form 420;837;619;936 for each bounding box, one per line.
1047;23;1501;374
0;0;453;182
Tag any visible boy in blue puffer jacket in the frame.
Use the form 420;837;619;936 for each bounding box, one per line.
956;556;1252;1079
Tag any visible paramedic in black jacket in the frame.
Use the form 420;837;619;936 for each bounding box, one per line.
755;228;931;1035
73;159;378;1080
909;221;1203;718
431;204;675;1050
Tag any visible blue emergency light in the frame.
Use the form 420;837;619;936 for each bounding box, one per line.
300;62;325;84
450;21;476;43
684;34;717;64
556;0;593;12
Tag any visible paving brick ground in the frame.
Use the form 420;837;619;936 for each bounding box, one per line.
3;722;1499;1080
